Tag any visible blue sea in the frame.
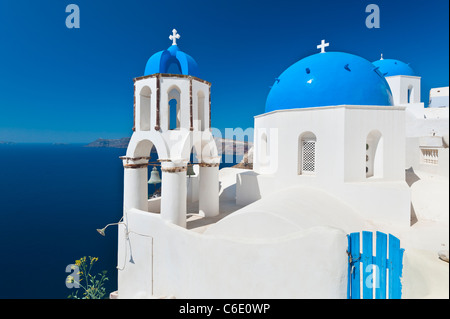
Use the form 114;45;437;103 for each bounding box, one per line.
0;144;240;299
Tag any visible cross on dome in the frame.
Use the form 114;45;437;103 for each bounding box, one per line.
317;39;329;53
169;29;181;46
380;53;384;60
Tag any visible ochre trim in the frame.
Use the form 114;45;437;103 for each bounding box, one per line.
155;74;161;130
134;73;211;86
133;84;136;131
209;86;211;129
161;166;187;173
189;78;193;131
199;162;220;168
119;156;151;161
123;163;148;169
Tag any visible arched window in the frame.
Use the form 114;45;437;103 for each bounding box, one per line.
298;132;317;175
366;130;383;178
168;87;181;130
197;91;205;131
139;86;151;131
407;86;413;104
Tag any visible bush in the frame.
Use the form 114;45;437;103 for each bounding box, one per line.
67;256;109;299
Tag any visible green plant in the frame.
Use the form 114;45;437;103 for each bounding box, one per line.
67;256;109;299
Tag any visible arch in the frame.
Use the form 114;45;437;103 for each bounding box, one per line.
139;86;151;131
197;90;206;131
366;130;383;178
179;131;219;163
124;136;167;213
167;86;181;130
126;133;169;160
298;131;317;175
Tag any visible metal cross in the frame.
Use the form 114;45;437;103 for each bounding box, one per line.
317;39;329;53
169;29;181;46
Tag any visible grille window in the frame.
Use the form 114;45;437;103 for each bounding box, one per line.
302;141;316;173
298;132;317;176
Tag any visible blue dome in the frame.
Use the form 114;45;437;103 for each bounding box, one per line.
265;52;394;113
144;45;200;77
372;58;415;77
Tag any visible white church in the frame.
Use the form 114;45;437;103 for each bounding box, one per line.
107;30;449;299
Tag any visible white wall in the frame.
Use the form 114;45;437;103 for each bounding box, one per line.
253;105;406;182
429;87;449;108
243;105;411;226
117;208;348;299
343;106;406;182
386;76;425;118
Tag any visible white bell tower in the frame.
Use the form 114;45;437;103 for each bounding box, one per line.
374;55;424;117
121;29;220;228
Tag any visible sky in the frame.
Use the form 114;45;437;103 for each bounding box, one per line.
0;0;448;143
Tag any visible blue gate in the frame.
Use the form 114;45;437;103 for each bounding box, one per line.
347;231;405;299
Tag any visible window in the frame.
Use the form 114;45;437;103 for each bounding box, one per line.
299;132;317;175
407;85;414;104
167;87;181;130
169;99;178;130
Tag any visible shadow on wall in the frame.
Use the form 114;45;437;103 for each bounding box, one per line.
219;181;237;202
410;203;418;226
405;167;420;226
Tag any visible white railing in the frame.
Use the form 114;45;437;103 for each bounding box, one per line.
421;148;439;165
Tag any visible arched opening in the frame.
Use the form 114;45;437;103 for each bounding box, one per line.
407;85;413;104
197;91;205;131
126;139;164;213
168;87;181;130
139;86;151;131
298;132;317;175
147;145;161;200
186;145;199;206
169;99;178;130
366;130;383;178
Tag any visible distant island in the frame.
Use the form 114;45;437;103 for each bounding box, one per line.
0;141;15;145
85;138;132;149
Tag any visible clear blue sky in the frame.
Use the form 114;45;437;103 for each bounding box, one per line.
0;0;448;143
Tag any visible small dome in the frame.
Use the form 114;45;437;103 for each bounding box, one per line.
144;44;200;77
372;58;415;77
265;52;394;113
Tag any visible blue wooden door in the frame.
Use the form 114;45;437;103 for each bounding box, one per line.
347;231;404;299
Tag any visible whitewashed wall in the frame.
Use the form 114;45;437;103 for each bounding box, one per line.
117;208;348;299
241;105;411;226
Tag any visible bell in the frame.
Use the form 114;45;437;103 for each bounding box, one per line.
186;164;195;177
148;166;161;184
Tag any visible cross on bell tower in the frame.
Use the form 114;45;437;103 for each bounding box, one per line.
169;29;181;46
317;39;329;53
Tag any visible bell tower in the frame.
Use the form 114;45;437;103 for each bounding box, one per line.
122;29;220;228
